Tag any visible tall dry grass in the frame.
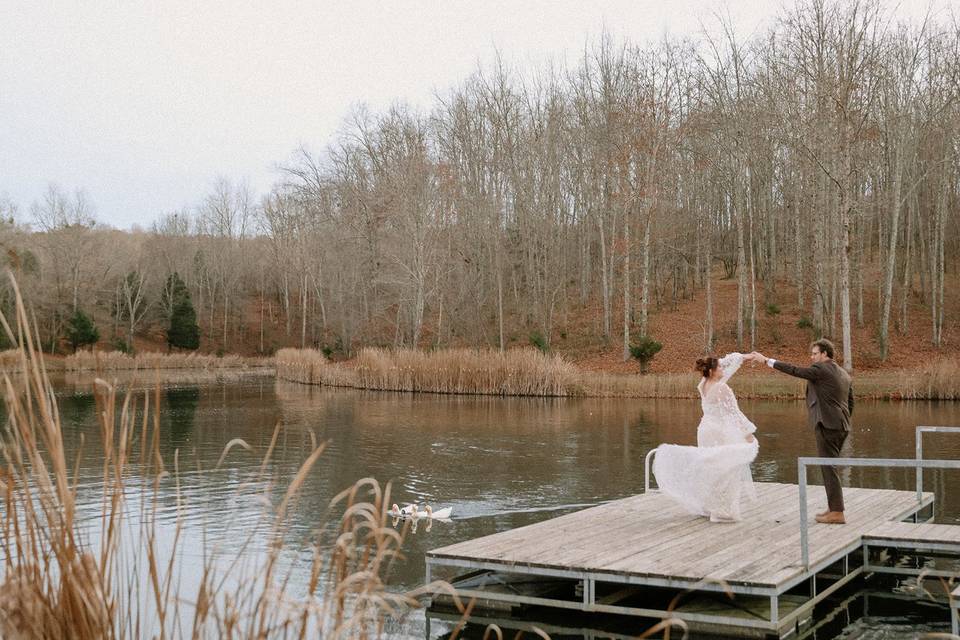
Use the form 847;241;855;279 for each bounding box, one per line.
276;346;580;396
63;350;273;372
275;347;960;401
877;359;960;400
354;347;581;396
274;348;357;387
0;274;472;639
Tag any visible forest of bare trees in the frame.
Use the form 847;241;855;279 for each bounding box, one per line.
1;0;958;371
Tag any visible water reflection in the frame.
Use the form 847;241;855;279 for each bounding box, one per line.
14;376;960;639
164;385;200;448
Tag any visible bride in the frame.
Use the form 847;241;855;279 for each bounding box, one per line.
652;352;759;522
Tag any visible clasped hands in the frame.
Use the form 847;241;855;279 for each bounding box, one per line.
744;351;767;365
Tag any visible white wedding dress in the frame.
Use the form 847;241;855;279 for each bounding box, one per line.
652;352;759;522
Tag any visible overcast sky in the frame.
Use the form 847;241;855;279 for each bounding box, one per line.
0;1;944;229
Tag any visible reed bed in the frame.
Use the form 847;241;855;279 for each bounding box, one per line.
875;359;960;400
354;347;581;396
276;347;960;401
274;347;357;387
63;350;273;372
0;275;477;640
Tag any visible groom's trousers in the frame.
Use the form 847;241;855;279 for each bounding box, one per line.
815;424;848;512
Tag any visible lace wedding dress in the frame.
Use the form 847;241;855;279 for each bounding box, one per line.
652;352;759;522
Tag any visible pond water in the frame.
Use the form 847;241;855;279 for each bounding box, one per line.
36;375;960;637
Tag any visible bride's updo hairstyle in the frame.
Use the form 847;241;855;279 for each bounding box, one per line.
695;356;719;378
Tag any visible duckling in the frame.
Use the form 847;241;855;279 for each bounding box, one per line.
389;503;417;517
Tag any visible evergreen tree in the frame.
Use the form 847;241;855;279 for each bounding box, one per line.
166;274;200;350
66;309;99;352
629;336;663;374
161;272;190;320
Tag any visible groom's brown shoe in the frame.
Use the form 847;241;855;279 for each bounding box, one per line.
815;510;830;518
815;511;846;524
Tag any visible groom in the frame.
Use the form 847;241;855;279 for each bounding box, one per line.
747;339;854;524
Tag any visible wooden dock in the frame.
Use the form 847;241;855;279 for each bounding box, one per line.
426;482;960;638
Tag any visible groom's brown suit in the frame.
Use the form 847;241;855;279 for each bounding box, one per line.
772;359;854;512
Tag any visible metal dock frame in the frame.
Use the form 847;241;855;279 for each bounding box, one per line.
426;425;959;638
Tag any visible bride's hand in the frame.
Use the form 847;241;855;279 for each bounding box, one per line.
745;434;756;443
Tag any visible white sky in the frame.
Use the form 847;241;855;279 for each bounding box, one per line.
0;1;945;229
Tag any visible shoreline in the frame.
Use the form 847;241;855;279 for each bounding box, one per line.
3;347;955;400
275;347;960;401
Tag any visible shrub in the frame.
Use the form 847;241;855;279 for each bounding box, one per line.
111;336;131;354
765;303;781;316
630;335;663;374
797;316;814;329
65;309;99;352
529;330;548;353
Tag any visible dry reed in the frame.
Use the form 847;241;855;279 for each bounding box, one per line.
63;350;273;372
354;347;581;396
277;346;581;396
274;348;357;387
0;273;476;639
276;347;960;401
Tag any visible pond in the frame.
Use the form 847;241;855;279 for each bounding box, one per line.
39;375;960;638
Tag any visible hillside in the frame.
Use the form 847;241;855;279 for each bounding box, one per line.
113;272;956;376
568;276;956;374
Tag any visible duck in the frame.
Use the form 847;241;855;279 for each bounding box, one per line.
389;503;416;517
425;505;452;519
388;503;453;519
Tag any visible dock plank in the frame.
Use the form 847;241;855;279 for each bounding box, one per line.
429;482;941;590
864;521;960;544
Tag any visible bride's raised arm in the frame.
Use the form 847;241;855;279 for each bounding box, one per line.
718;352;745;384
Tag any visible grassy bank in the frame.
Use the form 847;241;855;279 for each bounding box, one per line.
275;347;960;401
0;348;273;373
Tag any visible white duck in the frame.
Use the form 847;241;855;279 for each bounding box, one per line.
389;503;416;517
389;503;452;519
424;505;453;519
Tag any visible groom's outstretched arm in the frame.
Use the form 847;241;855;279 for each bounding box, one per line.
771;360;823;381
747;352;822;380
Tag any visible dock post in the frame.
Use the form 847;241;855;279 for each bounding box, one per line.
915;429;924;503
952;585;959;636
799;463;809;569
582;577;595;609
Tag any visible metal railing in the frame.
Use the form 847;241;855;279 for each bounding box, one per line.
644;448;658;493
916;426;960;501
799;425;960;568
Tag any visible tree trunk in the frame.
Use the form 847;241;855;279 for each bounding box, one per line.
899;197;914;334
878;149;903;360
639;210;653;337
598;217;610;340
735;191;747;350
794;199;804;309
622;211;631;361
705;218;714;352
497;264;505;352
300;273;308;349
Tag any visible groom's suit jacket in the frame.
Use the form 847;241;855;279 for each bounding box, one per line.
773;360;854;431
